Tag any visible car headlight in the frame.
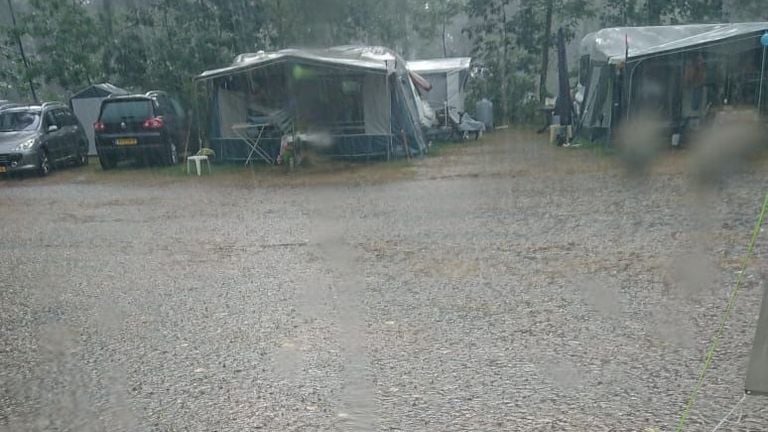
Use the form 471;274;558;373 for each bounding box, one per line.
14;138;36;151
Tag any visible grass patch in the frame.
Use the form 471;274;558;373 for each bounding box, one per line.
564;137;616;158
77;153;417;187
427;139;465;157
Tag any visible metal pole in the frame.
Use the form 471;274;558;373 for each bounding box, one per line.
758;45;766;114
626;57;647;121
7;0;37;103
386;61;392;160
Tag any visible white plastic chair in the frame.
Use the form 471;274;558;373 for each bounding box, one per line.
186;155;211;176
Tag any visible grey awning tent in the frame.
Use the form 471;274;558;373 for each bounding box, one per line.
69;83;130;155
407;57;471;112
195;46;427;162
577;22;768;144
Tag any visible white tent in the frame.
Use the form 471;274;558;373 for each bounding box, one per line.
408;57;471;112
69;83;129;155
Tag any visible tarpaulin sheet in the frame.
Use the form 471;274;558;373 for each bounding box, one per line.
217;88;247;138
422;73;447;109
197;46;395;80
408;57;471;74
70;98;103;155
446;71;463;112
581;22;768;64
363;74;390;135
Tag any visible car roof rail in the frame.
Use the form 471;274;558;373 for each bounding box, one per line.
41;101;65;110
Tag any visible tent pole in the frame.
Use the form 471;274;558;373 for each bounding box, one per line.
626;57;647;121
759;45;766;114
386;61;392;160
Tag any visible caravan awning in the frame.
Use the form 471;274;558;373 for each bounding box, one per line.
197;46;398;80
582;22;768;64
407;57;471;74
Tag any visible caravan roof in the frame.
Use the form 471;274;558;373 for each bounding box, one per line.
582;22;768;64
197;46;400;80
407;57;471;74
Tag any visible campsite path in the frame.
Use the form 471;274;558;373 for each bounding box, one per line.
1;129;767;431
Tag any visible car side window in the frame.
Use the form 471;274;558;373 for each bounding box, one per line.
53;109;69;128
161;96;173;117
43;111;56;129
67;110;79;126
151;97;165;116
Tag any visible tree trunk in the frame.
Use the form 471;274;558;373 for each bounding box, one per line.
276;0;285;48
101;0;114;80
7;0;37;103
499;3;509;124
538;0;554;104
647;0;662;25
442;18;447;58
622;0;627;25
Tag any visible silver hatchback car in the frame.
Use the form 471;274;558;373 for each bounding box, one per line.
0;102;89;176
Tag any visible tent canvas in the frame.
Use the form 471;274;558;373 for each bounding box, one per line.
578;22;768;144
69;83;130;155
408;58;471;112
196;46;426;161
583;23;768;64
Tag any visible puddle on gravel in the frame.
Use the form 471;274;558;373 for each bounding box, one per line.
308;198;379;431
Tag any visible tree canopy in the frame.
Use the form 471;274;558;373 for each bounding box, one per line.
0;0;760;124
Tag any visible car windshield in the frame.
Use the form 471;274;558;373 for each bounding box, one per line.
0;111;40;132
100;100;153;122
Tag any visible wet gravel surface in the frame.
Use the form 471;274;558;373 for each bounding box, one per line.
1;130;768;431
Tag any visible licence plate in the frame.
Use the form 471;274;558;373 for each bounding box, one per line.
116;138;137;146
0;166;6;173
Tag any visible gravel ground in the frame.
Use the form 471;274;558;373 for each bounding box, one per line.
1;129;768;431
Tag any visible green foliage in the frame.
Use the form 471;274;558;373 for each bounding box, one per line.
601;0;725;26
3;0;101;97
0;35;27;97
464;0;592;124
0;0;743;126
412;0;465;56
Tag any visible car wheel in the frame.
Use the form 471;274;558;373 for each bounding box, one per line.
163;139;178;166
99;153;117;170
37;149;51;177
